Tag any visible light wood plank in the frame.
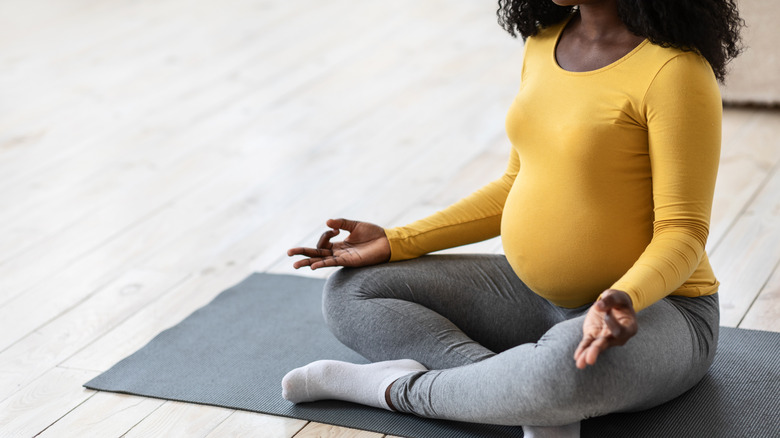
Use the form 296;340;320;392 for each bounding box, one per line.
708;110;780;250
708;152;772;249
121;401;233;438
37;392;164;438
61;270;251;372
739;259;780;331
720;107;759;145
203;411;307;438
0;269;185;401
710;162;780;327
0;367;97;438
424;136;511;207
294;422;384;438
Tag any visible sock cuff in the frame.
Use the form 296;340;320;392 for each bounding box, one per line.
377;369;420;411
377;374;397;410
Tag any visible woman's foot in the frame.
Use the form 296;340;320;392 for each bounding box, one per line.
281;358;427;410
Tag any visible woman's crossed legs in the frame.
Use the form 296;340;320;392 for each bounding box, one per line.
282;255;718;429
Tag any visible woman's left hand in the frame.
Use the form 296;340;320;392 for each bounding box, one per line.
574;289;638;369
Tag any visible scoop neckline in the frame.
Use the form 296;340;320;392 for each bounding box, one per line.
551;15;649;76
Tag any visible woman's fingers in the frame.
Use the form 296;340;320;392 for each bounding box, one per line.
603;312;623;338
289;218;388;270
316;228;340;250
287;247;333;257
578;316;632;366
309;256;347;270
292;257;317;269
293;256;336;270
584;343;603;367
574;330;609;368
574;336;593;369
326;218;360;233
289;246;352;269
575;290;639;369
287;247;307;256
575;336;611;369
296;255;348;270
574;335;593;358
599;289;634;311
289;246;339;269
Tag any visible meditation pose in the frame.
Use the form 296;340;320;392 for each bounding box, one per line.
283;0;743;436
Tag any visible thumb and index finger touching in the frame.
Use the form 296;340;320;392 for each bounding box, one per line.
324;218;359;233
597;289;635;310
286;218;359;257
574;290;638;369
316;218;359;249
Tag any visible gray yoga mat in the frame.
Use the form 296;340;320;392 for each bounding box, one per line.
85;273;780;438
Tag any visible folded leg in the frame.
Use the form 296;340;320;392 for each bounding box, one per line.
389;294;718;426
323;255;570;369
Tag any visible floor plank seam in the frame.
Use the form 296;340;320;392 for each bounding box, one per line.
708;138;780;255
737;256;780;328
29;387;97;438
120;399;170;437
290;420;312;437
202;408;237;438
55;364;104;373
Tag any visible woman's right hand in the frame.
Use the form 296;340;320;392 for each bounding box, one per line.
287;218;391;270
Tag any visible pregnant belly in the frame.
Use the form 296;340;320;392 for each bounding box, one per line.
500;182;652;308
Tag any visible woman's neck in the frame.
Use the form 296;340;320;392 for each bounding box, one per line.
574;1;628;42
555;2;646;72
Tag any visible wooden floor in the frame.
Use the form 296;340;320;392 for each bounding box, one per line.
1;1;778;436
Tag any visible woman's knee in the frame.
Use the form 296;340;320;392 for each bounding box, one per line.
322;268;353;328
486;358;591;426
503;320;602;423
322;267;380;332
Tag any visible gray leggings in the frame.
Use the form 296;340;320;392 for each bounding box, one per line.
323;255;719;426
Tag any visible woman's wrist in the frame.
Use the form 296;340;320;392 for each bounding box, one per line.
598;289;634;310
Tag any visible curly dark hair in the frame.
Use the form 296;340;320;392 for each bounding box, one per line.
496;0;744;82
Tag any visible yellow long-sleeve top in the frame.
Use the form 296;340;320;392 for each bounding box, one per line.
384;19;721;312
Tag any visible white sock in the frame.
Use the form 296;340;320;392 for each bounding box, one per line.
281;359;427;410
522;422;581;438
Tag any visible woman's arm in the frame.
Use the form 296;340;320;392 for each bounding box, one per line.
289;147;519;269
574;53;721;368
386;147;520;261
610;52;722;312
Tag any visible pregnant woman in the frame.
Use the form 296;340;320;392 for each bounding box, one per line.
282;0;743;436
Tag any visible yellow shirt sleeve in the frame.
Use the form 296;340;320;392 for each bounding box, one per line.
611;53;722;311
385;147;519;261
